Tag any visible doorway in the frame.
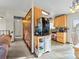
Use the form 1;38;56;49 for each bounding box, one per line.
14;19;23;41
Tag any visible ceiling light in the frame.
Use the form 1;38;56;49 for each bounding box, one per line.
42;10;49;16
0;17;3;19
70;0;79;13
16;20;20;22
75;4;79;9
70;8;76;13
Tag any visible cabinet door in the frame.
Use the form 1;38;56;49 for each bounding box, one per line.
57;32;66;43
54;15;67;27
34;7;42;26
34;36;39;49
61;15;67;27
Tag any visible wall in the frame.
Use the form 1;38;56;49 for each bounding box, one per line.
0;20;6;30
0;10;6;30
7;10;24;40
67;13;79;43
0;9;25;41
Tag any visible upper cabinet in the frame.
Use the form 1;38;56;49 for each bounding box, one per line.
54;15;67;28
34;7;42;27
34;7;49;27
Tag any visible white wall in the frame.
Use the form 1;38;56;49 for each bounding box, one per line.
67;13;79;43
0;9;24;41
0;20;6;30
0;10;6;30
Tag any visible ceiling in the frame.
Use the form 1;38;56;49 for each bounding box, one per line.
0;0;73;16
34;0;73;16
0;0;32;12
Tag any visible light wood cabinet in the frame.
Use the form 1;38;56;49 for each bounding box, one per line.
22;9;32;49
57;32;66;43
22;7;41;53
54;15;67;43
22;7;51;56
34;7;42;26
34;36;40;49
34;35;51;57
54;15;67;27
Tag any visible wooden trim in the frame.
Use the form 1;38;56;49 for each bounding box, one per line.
25;8;32;17
55;14;67;18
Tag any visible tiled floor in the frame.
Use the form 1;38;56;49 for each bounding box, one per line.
7;40;76;59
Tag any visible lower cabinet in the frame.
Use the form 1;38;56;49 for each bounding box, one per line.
57;32;66;43
34;35;51;57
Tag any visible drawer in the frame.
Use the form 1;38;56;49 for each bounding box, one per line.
57;32;66;43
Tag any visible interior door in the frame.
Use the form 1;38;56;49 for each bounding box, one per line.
14;19;23;40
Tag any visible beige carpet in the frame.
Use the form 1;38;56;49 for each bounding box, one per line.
7;40;34;59
7;40;76;59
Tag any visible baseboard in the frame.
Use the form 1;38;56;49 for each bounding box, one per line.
15;36;23;39
66;42;73;44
